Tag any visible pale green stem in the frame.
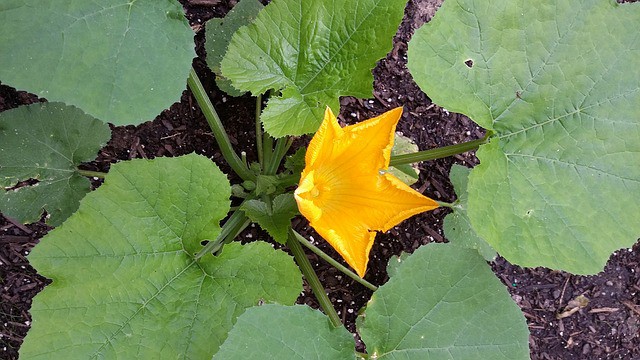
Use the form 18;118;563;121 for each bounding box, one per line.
77;169;107;178
293;230;378;291
195;209;250;260
262;133;273;172
436;200;455;209
389;132;491;166
265;137;292;175
286;228;342;328
187;68;255;181
255;94;264;166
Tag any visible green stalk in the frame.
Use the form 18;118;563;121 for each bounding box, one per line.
286;228;342;328
436;200;455;209
222;217;251;245
255;94;264;166
262;133;274;172
265;137;292;175
195;209;250;260
77;169;107;178
389;132;491;166
187;68;255;181
293;230;378;291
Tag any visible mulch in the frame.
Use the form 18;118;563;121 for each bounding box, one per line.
1;0;639;359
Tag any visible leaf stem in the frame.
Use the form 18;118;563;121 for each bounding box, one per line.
265;137;292;175
187;68;255;181
262;133;273;172
255;94;264;166
195;209;250;260
436;200;456;209
293;230;378;291
389;132;491;166
286;228;342;328
76;169;107;178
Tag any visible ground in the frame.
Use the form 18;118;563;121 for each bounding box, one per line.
1;0;639;359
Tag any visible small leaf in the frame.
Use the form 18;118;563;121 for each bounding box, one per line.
408;0;640;273
358;243;530;359
0;102;111;226
21;154;302;359
443;165;496;261
221;0;407;136
0;0;195;124
284;147;306;174
389;132;420;186
205;0;264;96
241;193;298;244
254;174;278;195
214;304;356;360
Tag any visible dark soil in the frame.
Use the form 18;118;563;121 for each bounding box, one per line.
1;1;639;359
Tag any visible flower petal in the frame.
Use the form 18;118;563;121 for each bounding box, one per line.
304;107;343;168
342;107;403;169
309;212;375;278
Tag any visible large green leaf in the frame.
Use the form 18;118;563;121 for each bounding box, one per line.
408;0;640;273
0;0;195;124
214;304;356;359
358;243;530;359
205;0;264;96
21;154;302;359
0;102;111;226
443;165;495;261
221;0;406;136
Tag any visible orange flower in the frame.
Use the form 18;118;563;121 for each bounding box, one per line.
294;107;439;277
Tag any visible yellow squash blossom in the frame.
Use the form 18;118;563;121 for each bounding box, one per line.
294;107;439;277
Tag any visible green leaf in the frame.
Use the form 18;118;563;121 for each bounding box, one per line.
385;252;410;279
283;147;305;174
221;0;406;137
358;243;530;360
21;154;302;359
205;0;264;96
241;194;298;244
0;102;110;226
254;174;279;196
0;0;195;124
214;304;356;360
389;132;420;185
408;0;640;273
443;165;496;261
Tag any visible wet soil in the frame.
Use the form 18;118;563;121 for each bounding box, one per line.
1;1;639;359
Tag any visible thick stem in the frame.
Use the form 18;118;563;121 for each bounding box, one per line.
262;133;274;172
76;169;107;178
293;230;378;291
265;137;292;175
286;228;342;328
187;68;255;181
195;209;250;260
389;132;491;166
255;95;264;166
